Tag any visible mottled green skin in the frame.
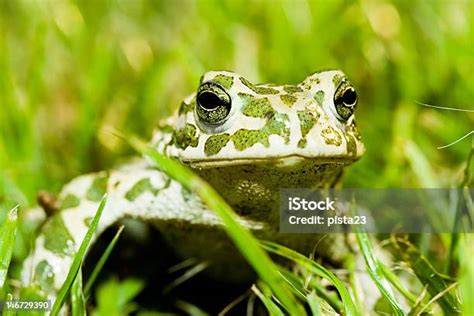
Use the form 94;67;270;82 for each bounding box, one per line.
172;123;199;150
204;134;231;156
314;90;325;106
201;92;295;156
297;110;319;148
239;93;274;118
43;215;75;257
239;76;280;94
195;161;346;220
280;94;297;106
178;100;195;115
332;73;343;87
162;69;364;233
59;194;80;209
34;260;55;292
125;177;171;201
168;70;362;164
25;70;365;296
321;126;343;146
232;112;290;151
86;174;108;202
212;74;234;89
283;85;303;94
125;178;159;201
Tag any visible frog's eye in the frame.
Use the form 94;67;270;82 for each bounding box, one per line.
196;82;232;124
334;80;357;121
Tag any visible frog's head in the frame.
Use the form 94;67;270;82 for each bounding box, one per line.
155;70;364;216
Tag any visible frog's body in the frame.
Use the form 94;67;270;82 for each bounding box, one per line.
22;70;364;299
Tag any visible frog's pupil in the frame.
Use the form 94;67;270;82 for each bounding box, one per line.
198;92;222;110
342;88;357;106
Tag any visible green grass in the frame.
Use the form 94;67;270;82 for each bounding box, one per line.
355;232;404;315
0;206;18;289
0;0;473;314
50;195;107;315
84;225;124;299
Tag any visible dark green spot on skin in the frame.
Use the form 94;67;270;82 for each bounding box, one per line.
254;85;279;94
297;111;318;138
212;74;234;89
310;77;320;85
239;77;279;94
346;134;357;157
84;217;92;227
86;174;108;202
264;113;290;142
231;112;290;150
297;139;307;148
60;194;80;209
43;215;75;257
178;100;195;115
239;93;274;118
240;76;255;90
332;74;343;87
280;94;297;106
172;123;199;150
314;90;325;106
232;129;266;150
34;260;55;292
181;186;192;202
297;110;319;148
283;85;303;94
205;134;231;156
321;126;343;146
125;178;161;202
302;78;320;90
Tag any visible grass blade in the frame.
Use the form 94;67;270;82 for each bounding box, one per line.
84;225;124;299
0;206;18;289
393;238;461;314
278;265;342;313
306;291;322;316
163;261;209;293
251;283;285;316
355;232;405;316
3;293;16;316
127;136;305;315
459;234;474;315
380;264;417;304
175;299;209;316
71;268;86;316
261;241;359;316
50;195;107;316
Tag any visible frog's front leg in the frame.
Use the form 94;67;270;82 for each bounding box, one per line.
21;159;213;298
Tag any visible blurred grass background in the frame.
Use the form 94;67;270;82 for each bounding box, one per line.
0;0;473;206
0;1;472;314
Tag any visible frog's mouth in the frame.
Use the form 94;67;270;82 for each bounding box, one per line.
184;155;359;169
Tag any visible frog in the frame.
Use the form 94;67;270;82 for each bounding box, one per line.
21;69;364;303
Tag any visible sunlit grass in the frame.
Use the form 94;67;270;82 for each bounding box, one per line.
0;0;472;314
0;206;18;289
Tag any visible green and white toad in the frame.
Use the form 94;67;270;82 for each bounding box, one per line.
22;70;364;299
